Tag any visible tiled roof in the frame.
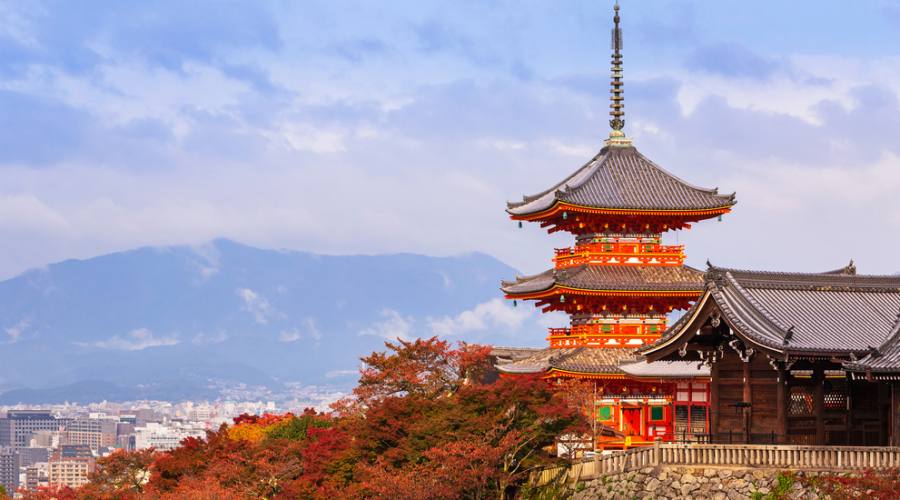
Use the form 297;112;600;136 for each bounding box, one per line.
618;360;710;378
844;314;900;373
494;347;638;375
641;264;900;356
501;265;704;295
507;145;735;216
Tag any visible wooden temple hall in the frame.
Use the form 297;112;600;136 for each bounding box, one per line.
639;264;900;446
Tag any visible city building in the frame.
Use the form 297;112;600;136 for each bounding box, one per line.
494;3;732;449
17;447;49;468
640;264;900;445
25;462;49;491
62;417;117;449
28;430;60;449
48;454;95;489
0;447;18;494
134;422;205;451
0;410;61;448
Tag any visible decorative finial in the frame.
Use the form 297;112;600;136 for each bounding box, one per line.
606;1;631;147
610;2;624;131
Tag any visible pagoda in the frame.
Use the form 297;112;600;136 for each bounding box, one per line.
494;3;735;449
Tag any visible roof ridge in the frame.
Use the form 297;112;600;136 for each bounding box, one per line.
723;271;792;334
707;264;900;285
631;148;734;198
506;150;607;209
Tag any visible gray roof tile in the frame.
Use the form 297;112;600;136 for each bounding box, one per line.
507;146;735;216
501;265;705;295
641;265;900;356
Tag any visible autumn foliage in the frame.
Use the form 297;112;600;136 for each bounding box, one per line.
36;337;579;499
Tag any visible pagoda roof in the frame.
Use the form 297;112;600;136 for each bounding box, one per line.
493;346;708;378
640;263;900;358
501;264;705;297
507;145;735;218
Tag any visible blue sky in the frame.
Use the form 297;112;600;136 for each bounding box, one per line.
2;0;900;279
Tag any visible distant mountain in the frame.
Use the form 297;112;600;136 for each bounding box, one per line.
0;240;547;403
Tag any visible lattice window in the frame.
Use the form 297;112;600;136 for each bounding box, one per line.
824;380;848;411
789;386;814;417
824;391;846;411
674;405;689;440
690;406;707;434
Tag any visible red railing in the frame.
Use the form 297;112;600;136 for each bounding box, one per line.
554;242;684;269
547;324;666;348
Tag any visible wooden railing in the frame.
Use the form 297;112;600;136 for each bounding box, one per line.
530;441;900;487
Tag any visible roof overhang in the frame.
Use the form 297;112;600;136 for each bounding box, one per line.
503;285;704;300
508;200;734;222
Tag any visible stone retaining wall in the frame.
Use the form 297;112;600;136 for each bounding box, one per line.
571;466;827;500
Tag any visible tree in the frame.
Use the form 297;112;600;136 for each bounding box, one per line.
347;338;580;498
73;337;581;498
82;448;157;496
20;485;79;500
354;337;491;405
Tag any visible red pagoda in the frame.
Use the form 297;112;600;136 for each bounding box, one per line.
494;3;735;449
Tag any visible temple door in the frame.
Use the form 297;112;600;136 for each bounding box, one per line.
622;407;642;436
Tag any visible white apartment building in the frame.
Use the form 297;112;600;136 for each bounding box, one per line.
48;457;95;489
133;422;205;451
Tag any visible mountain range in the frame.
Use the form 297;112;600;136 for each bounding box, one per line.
0;240;550;404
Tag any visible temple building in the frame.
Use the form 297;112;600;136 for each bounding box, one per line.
493;3;735;449
640;263;900;446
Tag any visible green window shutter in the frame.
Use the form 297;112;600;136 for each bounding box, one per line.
598;406;613;421
601;324;613;333
650;406;664;421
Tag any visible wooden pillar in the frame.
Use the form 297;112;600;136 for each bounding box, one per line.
710;358;720;443
892;383;900;447
743;360;752;444
776;365;787;444
813;365;825;445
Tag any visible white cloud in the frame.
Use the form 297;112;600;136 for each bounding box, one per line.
192;331;229;344
325;369;358;379
278;318;322;343
359;309;414;341
236;288;275;324
269;123;347;154
4;319;29;343
427;298;532;337
278;329;302;342
88;328;179;351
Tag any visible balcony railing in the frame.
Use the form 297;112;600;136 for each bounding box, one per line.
547;324;665;348
554;242;684;269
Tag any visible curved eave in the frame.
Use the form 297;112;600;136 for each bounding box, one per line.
496;365;547;375
503;284;704;301
639;290;713;356
508;200;734;222
544;369;627;380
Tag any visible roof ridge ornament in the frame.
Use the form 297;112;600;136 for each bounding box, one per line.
605;1;632;148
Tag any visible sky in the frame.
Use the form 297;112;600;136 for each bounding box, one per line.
2;0;900;280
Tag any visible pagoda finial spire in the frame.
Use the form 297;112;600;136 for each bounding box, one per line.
606;1;631;146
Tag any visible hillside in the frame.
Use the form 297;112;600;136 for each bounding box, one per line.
0;240;549;403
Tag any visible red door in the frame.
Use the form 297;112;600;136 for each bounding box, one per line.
622;408;642;436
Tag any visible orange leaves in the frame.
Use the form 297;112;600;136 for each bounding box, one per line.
70;340;581;498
